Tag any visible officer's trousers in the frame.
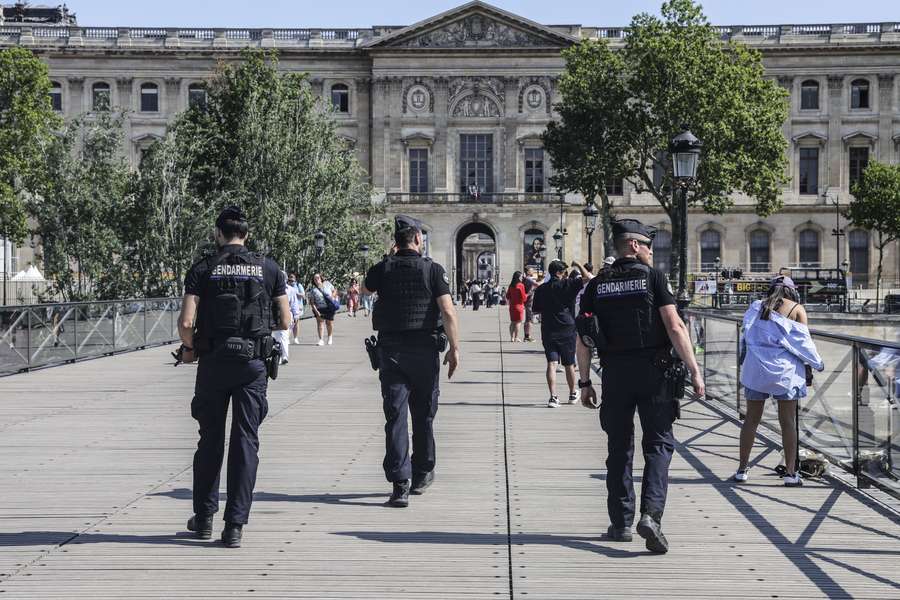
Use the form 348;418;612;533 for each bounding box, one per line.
192;357;269;524
600;355;676;528
378;344;440;482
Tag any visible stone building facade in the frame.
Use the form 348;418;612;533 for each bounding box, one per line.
2;1;899;292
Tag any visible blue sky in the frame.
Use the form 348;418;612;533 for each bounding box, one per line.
59;1;898;28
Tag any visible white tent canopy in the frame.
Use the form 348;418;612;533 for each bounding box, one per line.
10;265;46;282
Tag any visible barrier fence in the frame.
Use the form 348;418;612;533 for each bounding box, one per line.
687;309;900;500
0;298;181;376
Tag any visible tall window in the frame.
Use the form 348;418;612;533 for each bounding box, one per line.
798;147;819;195
849;147;869;189
605;178;623;196
140;82;159;112
653;230;672;274
92;82;110;111
850;79;870;109
798;229;820;267
800;80;819;110
749;230;770;273
409;148;428;194
524;148;544;193
848;229;869;287
49;81;62;111
188;83;207;110
700;230;721;270
460;134;493;197
331;83;349;113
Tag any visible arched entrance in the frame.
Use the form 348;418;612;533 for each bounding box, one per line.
455;222;498;292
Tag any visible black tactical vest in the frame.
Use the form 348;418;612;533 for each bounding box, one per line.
591;260;669;353
372;255;441;333
195;249;274;347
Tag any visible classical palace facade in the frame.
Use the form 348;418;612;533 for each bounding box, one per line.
2;1;900;291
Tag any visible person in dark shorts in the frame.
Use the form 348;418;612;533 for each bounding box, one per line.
532;259;591;407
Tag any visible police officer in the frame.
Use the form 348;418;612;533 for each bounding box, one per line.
176;205;291;548
576;219;704;553
363;215;460;507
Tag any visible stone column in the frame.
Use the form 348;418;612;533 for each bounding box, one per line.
777;76;794;189
877;74;895;161
116;76;133;112
387;77;404;192
66;76;84;116
370;77;388;193
503;77;519;193
433;77;450;192
826;75;844;192
355;77;372;180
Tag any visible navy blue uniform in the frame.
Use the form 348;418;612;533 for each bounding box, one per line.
365;249;451;482
579;257;676;529
184;244;286;524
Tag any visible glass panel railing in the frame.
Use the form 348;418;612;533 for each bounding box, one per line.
687;308;900;501
0;298;181;376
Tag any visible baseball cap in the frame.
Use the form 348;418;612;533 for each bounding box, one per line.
771;275;797;289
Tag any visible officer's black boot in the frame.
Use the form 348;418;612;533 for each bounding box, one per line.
636;513;668;554
186;514;213;540
388;480;410;507
606;525;633;542
221;522;243;548
410;471;434;495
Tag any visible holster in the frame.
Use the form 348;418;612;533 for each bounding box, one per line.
364;336;380;371
653;347;685;419
266;340;281;380
433;331;449;353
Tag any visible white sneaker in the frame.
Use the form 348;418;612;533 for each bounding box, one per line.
293;337;300;345
327;336;333;345
732;469;749;482
567;390;579;404
317;338;324;346
547;396;560;408
783;473;803;487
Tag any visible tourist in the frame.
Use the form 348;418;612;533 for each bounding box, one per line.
361;289;374;317
734;276;824;487
347;278;361;317
274;271;300;364
287;273;306;344
310;273;338;346
506;271;527;342
470;280;483;311
532;260;592;407
523;268;539;342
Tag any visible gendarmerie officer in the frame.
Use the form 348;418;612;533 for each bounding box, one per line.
576;219;704;553
176;205;291;547
363;215;460;507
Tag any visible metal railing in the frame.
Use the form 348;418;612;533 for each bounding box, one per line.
0;298;181;376
386;192;565;205
687;309;900;500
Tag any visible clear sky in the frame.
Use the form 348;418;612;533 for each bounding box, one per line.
52;0;900;28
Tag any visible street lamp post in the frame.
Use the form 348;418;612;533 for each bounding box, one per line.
669;127;703;310
713;256;721;309
582;202;599;265
841;258;850;312
358;243;370;274
829;193;845;270
552;229;564;260
314;230;326;273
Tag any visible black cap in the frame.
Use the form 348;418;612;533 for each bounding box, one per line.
215;205;247;230
394;214;422;234
548;260;568;276
612;219;656;244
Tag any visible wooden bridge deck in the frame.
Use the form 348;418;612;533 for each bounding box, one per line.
0;308;897;599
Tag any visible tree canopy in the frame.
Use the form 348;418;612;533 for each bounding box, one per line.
0;47;61;245
544;0;789;277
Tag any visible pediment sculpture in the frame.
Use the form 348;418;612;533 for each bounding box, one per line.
452;93;501;118
394;14;550;48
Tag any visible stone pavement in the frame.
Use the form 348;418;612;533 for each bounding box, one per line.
0;308;898;599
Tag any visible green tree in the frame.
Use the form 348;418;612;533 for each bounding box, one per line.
545;0;788;279
156;49;386;291
543;40;630;255
0;47;61;245
846;161;900;312
29;110;131;300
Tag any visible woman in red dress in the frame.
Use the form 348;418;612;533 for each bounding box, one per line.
506;271;527;342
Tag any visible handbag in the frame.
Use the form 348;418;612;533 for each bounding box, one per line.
330;295;341;311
